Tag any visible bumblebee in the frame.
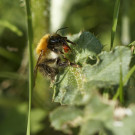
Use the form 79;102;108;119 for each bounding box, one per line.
34;27;77;81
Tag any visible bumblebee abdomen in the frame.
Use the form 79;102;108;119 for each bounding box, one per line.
36;34;50;55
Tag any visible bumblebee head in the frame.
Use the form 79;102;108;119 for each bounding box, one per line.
49;27;68;39
36;34;50;55
36;27;68;55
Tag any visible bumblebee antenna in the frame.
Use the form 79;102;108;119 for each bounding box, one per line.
56;27;68;34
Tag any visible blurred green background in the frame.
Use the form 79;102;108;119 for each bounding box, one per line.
0;0;135;135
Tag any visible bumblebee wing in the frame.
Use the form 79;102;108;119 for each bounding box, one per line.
33;50;44;87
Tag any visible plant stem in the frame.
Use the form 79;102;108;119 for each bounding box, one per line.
119;62;124;104
25;0;34;134
110;0;121;50
121;0;130;45
113;65;135;101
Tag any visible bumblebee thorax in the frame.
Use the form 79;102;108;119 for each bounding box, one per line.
36;34;50;55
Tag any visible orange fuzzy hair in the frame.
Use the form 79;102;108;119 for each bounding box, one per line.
36;34;50;55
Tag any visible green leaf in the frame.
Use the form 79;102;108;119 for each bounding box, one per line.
50;95;115;135
83;46;131;87
50;99;135;135
53;32;131;105
79;120;104;135
75;32;102;64
53;67;87;105
84;96;114;121
53;32;131;104
81;96;114;135
80;96;114;135
53;32;103;105
50;106;83;134
51;32;133;135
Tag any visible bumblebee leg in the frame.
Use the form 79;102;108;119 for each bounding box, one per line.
62;57;79;67
70;62;80;67
57;58;79;67
53;49;64;55
44;59;56;63
56;58;70;67
66;39;76;45
38;63;58;80
34;50;44;87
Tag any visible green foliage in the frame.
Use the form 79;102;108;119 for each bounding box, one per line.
25;0;34;134
50;32;135;135
83;46;131;85
1;0;135;135
50;106;83;134
110;0;120;50
53;32;131;105
50;103;135;135
74;32;102;64
50;95;115;135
